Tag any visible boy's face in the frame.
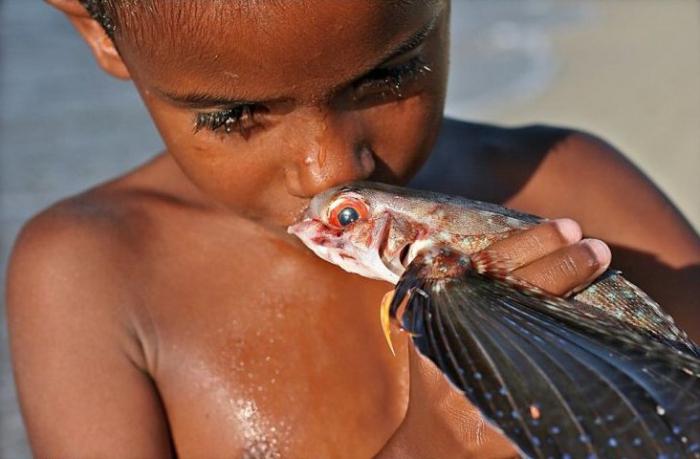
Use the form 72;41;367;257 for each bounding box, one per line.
114;0;449;226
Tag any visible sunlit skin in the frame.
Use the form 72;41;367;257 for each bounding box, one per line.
6;1;700;458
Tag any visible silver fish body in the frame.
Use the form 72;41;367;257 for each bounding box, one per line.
289;181;700;458
290;181;695;353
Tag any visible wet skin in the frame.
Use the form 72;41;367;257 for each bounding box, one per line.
7;1;700;458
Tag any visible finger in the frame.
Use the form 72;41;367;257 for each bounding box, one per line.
486;219;582;270
512;238;611;296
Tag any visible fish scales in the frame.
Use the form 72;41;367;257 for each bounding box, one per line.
288;181;700;457
293;181;695;353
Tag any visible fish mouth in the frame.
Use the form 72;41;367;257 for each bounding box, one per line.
287;211;430;285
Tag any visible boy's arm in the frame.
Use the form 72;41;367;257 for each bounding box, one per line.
6;210;173;458
506;131;700;341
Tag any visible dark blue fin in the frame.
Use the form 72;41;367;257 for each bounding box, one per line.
391;248;700;458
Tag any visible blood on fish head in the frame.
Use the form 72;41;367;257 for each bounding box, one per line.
288;181;533;284
288;185;430;284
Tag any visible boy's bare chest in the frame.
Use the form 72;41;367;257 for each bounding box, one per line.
136;227;408;457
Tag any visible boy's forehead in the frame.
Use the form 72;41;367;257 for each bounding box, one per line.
116;0;441;102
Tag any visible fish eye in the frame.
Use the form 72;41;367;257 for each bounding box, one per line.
337;207;360;226
327;197;370;228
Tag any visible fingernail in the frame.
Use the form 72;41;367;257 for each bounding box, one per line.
552;218;582;243
581;238;612;267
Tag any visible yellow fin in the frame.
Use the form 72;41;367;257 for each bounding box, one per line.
380;290;396;356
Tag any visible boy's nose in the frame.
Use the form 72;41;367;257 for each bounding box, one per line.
284;111;376;198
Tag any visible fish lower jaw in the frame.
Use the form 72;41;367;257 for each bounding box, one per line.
316;245;400;284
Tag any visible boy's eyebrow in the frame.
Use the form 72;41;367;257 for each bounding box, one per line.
156;91;263;110
156;16;437;109
374;15;437;68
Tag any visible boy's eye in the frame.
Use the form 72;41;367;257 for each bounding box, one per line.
194;104;265;138
353;56;432;101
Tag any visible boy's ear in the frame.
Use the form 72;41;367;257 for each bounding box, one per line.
46;0;131;80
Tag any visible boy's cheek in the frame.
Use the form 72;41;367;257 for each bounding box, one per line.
365;91;446;184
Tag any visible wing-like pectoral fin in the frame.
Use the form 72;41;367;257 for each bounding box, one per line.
389;247;700;458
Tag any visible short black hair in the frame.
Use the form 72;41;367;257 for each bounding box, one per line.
79;0;117;35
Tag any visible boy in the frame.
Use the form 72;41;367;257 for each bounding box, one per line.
6;0;699;457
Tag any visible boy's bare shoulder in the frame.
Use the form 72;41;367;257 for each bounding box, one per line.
10;162;168;271
5;155;202;359
414;118;599;202
9;153;205;269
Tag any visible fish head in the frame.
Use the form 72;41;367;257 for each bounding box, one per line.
288;184;432;284
288;181;536;283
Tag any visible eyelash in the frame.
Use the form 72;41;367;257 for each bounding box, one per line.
193;56;431;137
194;104;260;138
354;56;431;99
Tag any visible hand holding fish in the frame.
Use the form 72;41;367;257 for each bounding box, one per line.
376;220;612;459
289;182;700;458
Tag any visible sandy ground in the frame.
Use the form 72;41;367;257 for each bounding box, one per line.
1;1;698;456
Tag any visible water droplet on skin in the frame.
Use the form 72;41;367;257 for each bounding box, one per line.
303;156;314;166
359;148;375;174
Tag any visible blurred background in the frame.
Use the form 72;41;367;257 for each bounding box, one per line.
1;0;698;456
